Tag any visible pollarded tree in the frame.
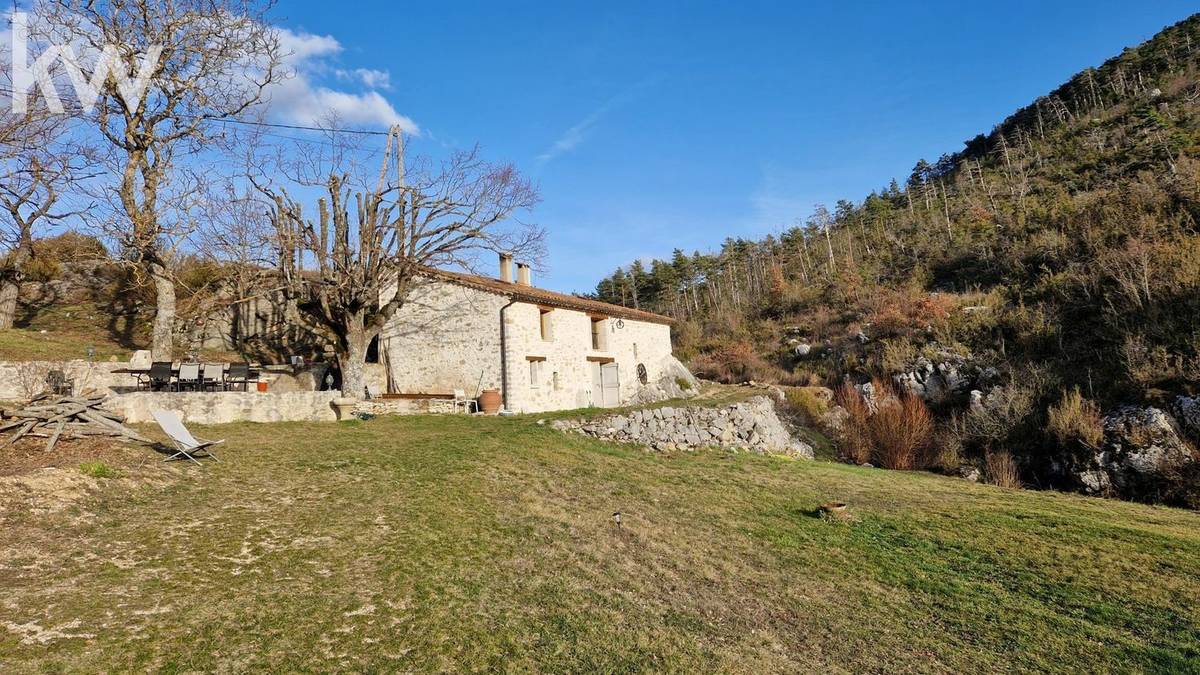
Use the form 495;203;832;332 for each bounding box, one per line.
258;129;542;398
36;0;283;359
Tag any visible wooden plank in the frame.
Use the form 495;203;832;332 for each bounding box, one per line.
45;420;66;453
1;421;36;448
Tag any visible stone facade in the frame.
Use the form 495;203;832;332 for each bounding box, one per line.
551;396;814;458
380;273;682;414
380;279;507;397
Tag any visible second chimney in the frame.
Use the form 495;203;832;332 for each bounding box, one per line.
516;262;532;287
499;252;513;283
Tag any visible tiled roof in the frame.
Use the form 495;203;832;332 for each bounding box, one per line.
423;267;674;325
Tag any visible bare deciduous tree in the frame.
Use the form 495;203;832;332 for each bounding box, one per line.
258;129;542;398
0;46;83;329
37;0;283;359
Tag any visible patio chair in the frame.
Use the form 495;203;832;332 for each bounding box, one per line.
177;363;201;392
225;363;251;392
148;361;174;391
151;409;222;465
46;369;73;396
201;363;225;392
453;389;478;414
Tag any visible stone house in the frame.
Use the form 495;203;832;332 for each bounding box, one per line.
379;254;687;413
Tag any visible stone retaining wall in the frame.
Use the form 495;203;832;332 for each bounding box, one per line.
552;396;813;458
110;392;341;425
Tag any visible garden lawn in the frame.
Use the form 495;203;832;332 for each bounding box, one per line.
1;414;1198;672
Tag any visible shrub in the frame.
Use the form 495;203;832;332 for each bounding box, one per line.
783;387;827;427
1047;387;1104;450
984;451;1022;489
34;231;107;262
674;377;692;391
833;380;934;469
868;389;934;470
21;256;61;282
834;382;872;464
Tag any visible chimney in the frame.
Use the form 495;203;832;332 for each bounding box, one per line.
499;252;513;283
516;262;532;287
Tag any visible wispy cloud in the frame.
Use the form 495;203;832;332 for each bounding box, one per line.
536;78;658;164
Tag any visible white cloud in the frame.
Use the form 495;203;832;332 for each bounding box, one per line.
265;27;416;133
335;67;392;90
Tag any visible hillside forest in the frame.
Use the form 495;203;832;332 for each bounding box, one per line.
592;15;1200;506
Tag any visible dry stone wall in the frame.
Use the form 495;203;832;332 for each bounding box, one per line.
552;396;813;458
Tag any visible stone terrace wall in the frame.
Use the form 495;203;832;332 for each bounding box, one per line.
552;396;814;458
110;392;340;425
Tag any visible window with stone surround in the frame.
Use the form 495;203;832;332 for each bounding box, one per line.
528;356;546;388
539;307;554;341
590;316;607;351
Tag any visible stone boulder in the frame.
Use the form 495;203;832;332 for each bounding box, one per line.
629;354;700;404
1171;396;1200;443
892;348;997;405
1075;406;1196;495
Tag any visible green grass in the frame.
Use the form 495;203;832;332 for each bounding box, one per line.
77;462;120;479
1;415;1198;672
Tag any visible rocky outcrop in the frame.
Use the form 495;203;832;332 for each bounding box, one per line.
1171;396;1200;443
628;354;700;405
552;396;813;458
893;348;997;404
1072;406;1196;495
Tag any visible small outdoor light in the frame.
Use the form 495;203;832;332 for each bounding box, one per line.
85;345;96;362
612;511;622;530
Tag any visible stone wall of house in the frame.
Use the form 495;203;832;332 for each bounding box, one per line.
501;301;677;413
110;391;341;424
380;277;684;414
380;279;508;397
551;396;814;458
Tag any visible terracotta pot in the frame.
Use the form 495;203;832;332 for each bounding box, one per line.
256;381;269;393
478;389;501;414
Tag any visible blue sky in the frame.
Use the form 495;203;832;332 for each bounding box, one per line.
277;0;1198;293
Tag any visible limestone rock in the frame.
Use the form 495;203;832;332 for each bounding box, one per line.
552;396;813;459
1074;406;1196;495
1171;396;1200;442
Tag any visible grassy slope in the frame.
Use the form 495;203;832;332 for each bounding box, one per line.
0;299;142;361
1;415;1197;672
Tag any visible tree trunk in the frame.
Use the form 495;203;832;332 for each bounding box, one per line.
150;263;176;361
0;277;19;330
339;315;373;399
0;245;32;330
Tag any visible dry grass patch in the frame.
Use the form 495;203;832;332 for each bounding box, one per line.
0;415;1197;672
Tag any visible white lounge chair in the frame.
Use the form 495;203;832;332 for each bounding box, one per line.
152;409;223;465
453;389;477;414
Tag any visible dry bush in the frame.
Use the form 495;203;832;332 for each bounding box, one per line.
834;380;935;469
691;340;773;383
1047;387;1104;450
868;388;935;470
834;382;872;464
935;418;965;472
783;388;827;427
984;451;1022;488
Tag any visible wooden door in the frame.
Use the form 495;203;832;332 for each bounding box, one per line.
601;363;620;407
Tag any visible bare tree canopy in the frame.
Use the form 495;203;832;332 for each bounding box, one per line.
34;0;284;359
258;128;542;398
0;42;86;329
